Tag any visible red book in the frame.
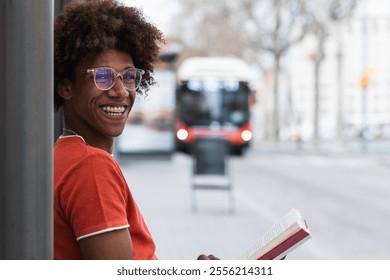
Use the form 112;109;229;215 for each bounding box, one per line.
241;208;311;260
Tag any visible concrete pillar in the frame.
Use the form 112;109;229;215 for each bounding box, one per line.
0;0;54;259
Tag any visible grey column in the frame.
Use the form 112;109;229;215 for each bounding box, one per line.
0;1;53;259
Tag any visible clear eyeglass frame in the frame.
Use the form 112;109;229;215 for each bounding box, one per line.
81;66;145;91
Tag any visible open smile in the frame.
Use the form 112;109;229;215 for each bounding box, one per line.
101;105;127;116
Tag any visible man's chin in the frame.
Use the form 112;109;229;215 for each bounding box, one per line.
113;127;126;138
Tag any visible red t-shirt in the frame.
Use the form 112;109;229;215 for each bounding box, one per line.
54;136;157;259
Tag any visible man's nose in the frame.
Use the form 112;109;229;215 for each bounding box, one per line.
107;76;129;98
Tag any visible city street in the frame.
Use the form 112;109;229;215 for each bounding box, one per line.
118;141;390;260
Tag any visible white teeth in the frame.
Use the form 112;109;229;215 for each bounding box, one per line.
102;106;126;115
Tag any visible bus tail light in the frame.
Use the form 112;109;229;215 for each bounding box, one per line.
177;128;189;141
241;130;252;142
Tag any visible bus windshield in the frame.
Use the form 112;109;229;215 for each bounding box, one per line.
176;78;250;127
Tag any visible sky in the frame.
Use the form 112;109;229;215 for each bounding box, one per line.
122;0;179;36
121;0;390;38
356;0;390;17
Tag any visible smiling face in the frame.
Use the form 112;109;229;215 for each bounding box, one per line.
59;49;137;151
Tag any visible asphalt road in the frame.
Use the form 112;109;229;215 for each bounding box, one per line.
118;141;390;260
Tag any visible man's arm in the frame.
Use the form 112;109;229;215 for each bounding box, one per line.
78;228;133;260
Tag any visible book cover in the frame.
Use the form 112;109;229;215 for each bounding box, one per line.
241;208;311;260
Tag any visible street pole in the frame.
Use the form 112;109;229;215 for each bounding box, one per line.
0;1;53;259
360;0;368;152
336;24;345;149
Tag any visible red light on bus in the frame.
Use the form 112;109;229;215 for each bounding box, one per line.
241;130;252;142
177;128;189;141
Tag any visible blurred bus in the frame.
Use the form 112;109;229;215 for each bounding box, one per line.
175;57;254;155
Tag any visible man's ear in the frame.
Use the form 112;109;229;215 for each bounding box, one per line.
57;79;73;101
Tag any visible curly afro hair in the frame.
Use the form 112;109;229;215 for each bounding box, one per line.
54;0;165;111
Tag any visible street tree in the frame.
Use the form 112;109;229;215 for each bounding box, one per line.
305;0;357;146
172;0;247;57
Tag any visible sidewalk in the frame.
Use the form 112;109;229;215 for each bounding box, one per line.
249;140;390;171
252;139;390;157
119;151;318;260
118;139;390;260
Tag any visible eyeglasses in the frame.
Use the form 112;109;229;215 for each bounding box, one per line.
81;67;145;91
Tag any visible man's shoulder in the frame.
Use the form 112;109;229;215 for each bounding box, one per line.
54;136;117;171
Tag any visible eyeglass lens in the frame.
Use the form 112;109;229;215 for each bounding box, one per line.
94;67;141;91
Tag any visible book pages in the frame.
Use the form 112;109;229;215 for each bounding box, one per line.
241;208;311;260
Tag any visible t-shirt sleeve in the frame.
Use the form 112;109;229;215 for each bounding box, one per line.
59;153;130;240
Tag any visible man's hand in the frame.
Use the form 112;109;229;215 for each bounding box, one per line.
197;254;220;260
